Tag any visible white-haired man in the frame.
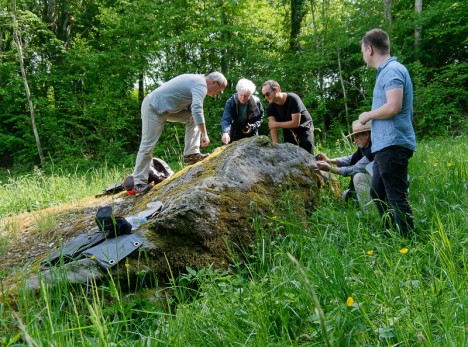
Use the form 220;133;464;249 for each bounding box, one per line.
130;72;227;195
221;78;264;144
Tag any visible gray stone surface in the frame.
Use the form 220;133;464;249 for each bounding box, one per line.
25;136;333;290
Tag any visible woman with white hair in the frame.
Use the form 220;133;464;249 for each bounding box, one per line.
221;78;264;144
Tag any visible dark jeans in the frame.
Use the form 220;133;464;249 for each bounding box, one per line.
371;145;414;235
284;127;314;154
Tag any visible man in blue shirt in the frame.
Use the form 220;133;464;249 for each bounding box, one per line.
358;29;416;236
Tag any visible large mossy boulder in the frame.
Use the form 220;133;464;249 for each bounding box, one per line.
24;136;337;289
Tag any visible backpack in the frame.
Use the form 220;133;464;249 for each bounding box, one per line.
95;158;174;197
95;205;132;237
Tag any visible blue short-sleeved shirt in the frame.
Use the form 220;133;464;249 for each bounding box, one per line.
371;57;416;153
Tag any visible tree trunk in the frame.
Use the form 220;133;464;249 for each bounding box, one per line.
384;0;392;23
138;73;144;103
337;48;349;130
290;0;307;51
414;0;422;54
309;0;320;51
309;0;322;93
12;0;45;166
220;0;231;75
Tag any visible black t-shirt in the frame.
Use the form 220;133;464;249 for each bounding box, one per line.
266;93;313;129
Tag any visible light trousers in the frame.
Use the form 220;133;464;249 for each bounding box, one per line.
353;172;373;210
132;96;201;185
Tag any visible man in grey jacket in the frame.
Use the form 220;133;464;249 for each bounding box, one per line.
131;72;227;195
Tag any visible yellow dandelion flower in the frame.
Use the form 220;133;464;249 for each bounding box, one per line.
433;162;439;167
346;296;354;307
125;263;130;268
90;255;96;260
399;247;409;254
447;162;452;167
367;250;374;255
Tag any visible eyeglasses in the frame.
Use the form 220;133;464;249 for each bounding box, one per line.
262;91;273;98
215;81;224;94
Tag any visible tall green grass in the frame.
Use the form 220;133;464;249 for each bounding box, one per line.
0;165;127;218
0;136;467;346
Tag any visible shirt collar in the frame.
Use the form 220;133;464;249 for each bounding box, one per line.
378;56;397;72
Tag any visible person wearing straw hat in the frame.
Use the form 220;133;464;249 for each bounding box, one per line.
316;120;374;208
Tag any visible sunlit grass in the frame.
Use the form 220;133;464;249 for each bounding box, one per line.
0;165;130;218
0;136;466;346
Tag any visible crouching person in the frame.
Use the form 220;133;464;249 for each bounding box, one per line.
316;120;374;209
221;78;264;145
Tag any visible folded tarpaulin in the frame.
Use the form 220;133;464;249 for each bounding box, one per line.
82;234;144;269
41;232;106;268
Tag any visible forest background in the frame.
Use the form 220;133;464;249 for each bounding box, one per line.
0;0;467;173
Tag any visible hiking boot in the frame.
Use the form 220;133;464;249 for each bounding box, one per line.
123;175;135;195
134;182;154;196
183;153;209;165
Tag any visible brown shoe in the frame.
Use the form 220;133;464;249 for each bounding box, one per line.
134;182;154;196
183;153;209;165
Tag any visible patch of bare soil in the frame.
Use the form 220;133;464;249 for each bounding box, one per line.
0;196;113;281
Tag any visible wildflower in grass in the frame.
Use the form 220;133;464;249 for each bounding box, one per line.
399;247;409;254
433;162;438;167
125;263;130;268
346;296;354;307
367;250;374;255
447;162;452;167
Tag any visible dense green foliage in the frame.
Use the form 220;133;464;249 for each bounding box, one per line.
0;0;466;172
0;136;466;345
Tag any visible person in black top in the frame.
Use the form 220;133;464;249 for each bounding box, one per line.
261;80;314;154
316;120;375;208
221;78;264;144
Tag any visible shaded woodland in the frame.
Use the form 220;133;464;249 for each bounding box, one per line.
0;0;466;171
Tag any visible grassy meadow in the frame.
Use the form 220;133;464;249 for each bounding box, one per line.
0;136;467;346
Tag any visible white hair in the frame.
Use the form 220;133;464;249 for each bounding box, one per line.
236;78;256;94
206;71;227;85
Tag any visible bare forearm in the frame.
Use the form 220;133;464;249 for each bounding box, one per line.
197;124;210;147
270;128;279;143
359;88;403;124
197;123;207;136
359;103;401;123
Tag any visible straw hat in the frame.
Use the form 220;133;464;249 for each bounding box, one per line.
346;120;372;137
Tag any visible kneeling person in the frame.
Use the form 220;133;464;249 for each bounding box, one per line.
316;120;374;208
